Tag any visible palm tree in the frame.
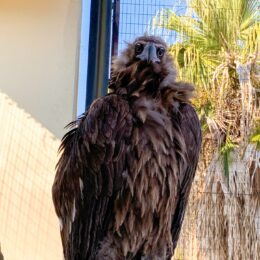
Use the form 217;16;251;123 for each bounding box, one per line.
153;0;260;259
154;0;259;152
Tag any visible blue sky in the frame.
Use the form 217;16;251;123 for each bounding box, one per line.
118;0;187;51
77;0;91;115
77;0;187;115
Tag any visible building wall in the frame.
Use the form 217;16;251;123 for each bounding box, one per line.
0;92;62;260
0;0;82;139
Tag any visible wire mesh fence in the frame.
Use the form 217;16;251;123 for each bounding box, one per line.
0;92;62;260
118;0;180;52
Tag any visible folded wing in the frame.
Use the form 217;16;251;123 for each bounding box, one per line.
52;95;132;259
171;104;202;252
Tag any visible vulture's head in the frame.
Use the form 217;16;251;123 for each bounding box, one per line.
128;35;169;70
109;35;194;104
109;35;182;97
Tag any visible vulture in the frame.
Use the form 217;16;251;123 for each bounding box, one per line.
52;35;202;260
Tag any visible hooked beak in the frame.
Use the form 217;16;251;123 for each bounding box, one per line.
136;43;160;63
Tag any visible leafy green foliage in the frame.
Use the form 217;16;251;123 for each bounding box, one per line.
220;136;237;177
250;126;260;150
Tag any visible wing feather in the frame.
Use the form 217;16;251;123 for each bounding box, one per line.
52;94;132;259
171;103;202;252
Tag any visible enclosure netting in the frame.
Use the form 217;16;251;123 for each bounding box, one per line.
0;92;62;259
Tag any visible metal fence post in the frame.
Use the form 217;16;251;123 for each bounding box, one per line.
86;0;113;110
112;0;120;57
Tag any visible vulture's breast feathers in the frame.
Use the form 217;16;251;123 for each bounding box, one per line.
112;96;187;257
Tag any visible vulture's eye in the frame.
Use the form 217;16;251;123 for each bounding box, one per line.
135;43;144;54
157;47;165;58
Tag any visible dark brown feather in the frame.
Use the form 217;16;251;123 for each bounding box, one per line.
52;95;133;259
170;104;202;253
52;35;201;260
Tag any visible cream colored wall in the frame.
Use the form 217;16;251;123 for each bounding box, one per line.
0;0;82;139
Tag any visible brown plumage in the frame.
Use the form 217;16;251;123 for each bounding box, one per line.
52;35;202;260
